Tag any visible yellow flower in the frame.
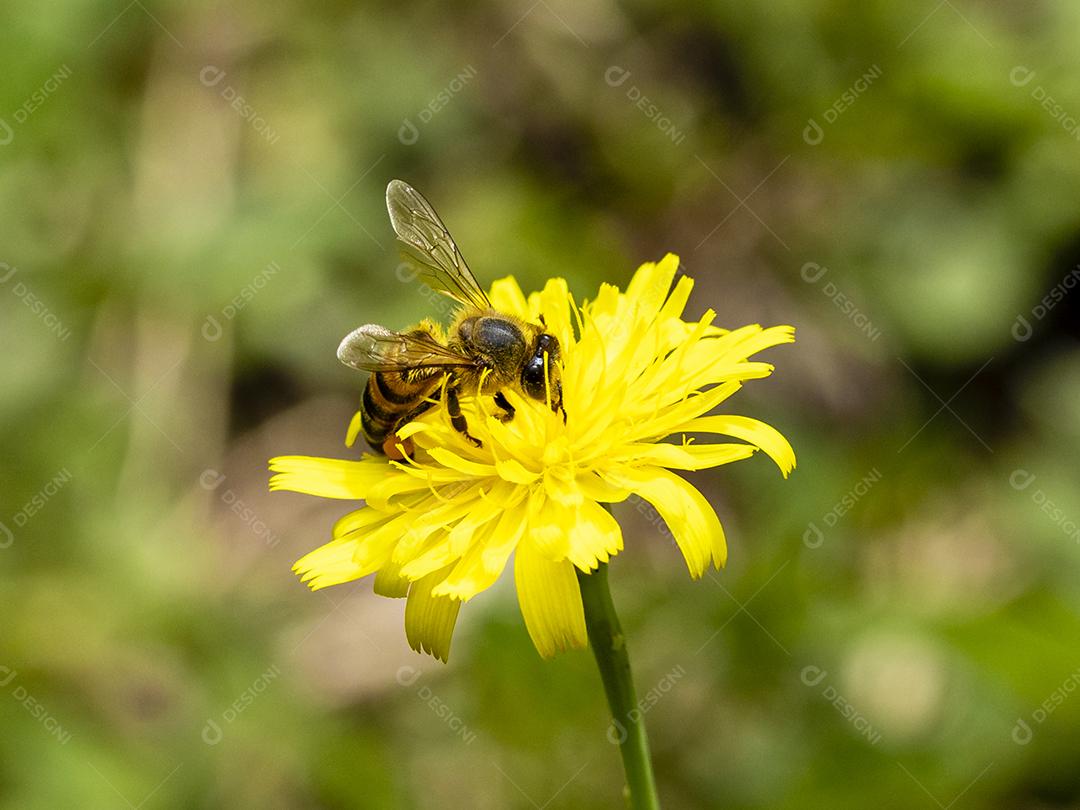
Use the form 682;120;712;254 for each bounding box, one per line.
270;253;795;661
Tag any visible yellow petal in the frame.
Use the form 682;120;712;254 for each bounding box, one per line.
575;471;631;504
399;529;459;583
625;252;679;325
489;276;530;319
603;465;726;576
332;506;394;540
293;537;382;590
432;492;531;600
725;324;796;358
345;411;363;448
678;415;796;477
514;540;588;658
609;442;756;471
373;559;410;597
566;499;623;572
427;447;497;477
536;277;575;351
270;456;386;500
405;566;461;662
656;273;694;323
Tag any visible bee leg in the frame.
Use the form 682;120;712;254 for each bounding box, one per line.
399;398;436;425
385;399;436;459
493;391;515;423
445;382;482;447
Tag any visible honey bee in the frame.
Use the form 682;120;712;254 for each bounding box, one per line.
337;180;564;459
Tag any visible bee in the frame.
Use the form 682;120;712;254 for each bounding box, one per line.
337;180;565;459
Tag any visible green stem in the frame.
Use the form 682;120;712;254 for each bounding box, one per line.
577;561;661;810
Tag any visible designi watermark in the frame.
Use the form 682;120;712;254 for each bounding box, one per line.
202;664;281;745
200;469;280;547
1009;67;1080;142
199;66;280;145
0;64;72;147
801;665;882;745
0;666;71;744
1012;666;1080;745
803;65;882;145
604;66;687;146
800;262;882;342
607;664;686;744
396;665;477;744
398;65;478;145
0;263;72;341
1009;469;1079;544
804;467;882;549
202;261;280;342
1;467;73;549
1011;265;1080;342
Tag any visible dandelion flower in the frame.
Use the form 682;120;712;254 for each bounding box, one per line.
270;252;795;662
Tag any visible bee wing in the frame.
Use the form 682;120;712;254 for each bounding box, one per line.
337;324;475;372
386;179;492;311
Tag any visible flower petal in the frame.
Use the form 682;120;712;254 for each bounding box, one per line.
345;411;363;448
566;499;623;572
489;276;530;319
608;442;756;471
625;253;680;325
292;537;365;590
603;465;726;576
678;415;796;477
515;540;588;658
405;566;461;662
374;559;410;597
270;456;386;499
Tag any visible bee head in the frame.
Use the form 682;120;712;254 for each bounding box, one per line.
521;333;562;411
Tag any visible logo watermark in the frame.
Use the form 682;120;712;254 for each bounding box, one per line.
1009;470;1080;544
393;260;465;321
800;262;882;342
201;261;280;341
604;66;686;146
0;64;72;147
801;665;882;745
199;66;280;145
628;493;675;545
0;263;71;341
201;665;281;745
1009;67;1080;142
200;469;280;547
607;665;686;744
1011;666;1080;745
0;666;71;744
804;467;882;548
803;65;882;145
396;666;477;744
1011;266;1080;341
397;65;478;145
1;467;73;549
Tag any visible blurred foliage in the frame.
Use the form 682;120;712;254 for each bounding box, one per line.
2;0;1080;808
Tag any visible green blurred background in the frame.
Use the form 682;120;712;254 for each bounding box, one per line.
3;1;1080;807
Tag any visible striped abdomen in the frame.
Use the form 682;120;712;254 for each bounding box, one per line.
361;370;441;455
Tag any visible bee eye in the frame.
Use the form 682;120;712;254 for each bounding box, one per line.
521;357;547;400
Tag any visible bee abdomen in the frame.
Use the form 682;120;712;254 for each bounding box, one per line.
360;371;439;452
